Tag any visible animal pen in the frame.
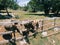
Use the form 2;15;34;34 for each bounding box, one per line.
0;17;60;45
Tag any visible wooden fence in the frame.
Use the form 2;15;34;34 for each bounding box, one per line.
0;17;60;44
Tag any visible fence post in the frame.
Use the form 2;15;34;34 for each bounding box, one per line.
41;19;44;31
54;18;56;27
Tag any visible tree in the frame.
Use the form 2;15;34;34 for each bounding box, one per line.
0;0;19;15
28;0;44;12
22;6;28;11
28;0;60;15
43;0;52;15
9;0;19;10
52;0;60;15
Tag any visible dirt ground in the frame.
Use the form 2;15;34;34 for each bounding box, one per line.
0;18;60;45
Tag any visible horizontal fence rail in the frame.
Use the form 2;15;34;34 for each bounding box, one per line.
0;31;13;35
0;17;60;44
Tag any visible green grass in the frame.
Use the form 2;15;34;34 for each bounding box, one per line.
1;10;60;45
11;10;60;45
10;10;46;20
29;33;60;45
16;15;45;20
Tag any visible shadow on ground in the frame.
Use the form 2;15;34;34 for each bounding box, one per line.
26;13;60;18
0;14;12;19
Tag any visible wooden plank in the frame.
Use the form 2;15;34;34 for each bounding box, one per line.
0;31;13;35
0;27;60;44
38;26;55;33
0;31;37;44
0;37;23;44
42;31;60;38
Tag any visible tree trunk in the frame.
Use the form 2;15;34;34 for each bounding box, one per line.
54;10;59;16
0;10;1;13
6;8;9;15
56;10;59;15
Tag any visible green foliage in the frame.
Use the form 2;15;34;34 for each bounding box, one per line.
0;0;19;10
28;0;60;15
28;0;44;12
22;6;28;11
0;0;19;18
9;0;19;10
52;0;60;14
